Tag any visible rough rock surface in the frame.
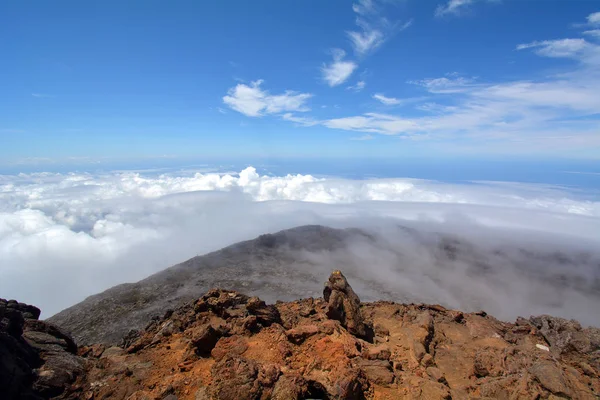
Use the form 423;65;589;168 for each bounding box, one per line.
42;272;598;400
0;298;84;400
324;270;372;340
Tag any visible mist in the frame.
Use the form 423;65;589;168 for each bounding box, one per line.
0;167;598;325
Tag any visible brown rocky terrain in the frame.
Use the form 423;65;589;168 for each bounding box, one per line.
3;271;600;399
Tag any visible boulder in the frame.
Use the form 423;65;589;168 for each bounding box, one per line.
323;270;372;340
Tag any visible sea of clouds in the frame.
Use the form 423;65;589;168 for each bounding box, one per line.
1;166;599;320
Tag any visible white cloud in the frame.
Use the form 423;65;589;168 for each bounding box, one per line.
517;39;589;59
435;0;475;17
352;0;375;16
1;167;599;322
324;113;418;135
322;26;600;151
321;49;358;87
347;29;385;56
346;0;410;56
281;113;321;126
583;29;600;38
588;11;600;25
409;75;475;93
373;93;401;105
347;80;366;92
223;80;312;117
435;0;498;17
31;93;54;98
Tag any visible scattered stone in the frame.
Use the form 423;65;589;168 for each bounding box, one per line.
536;343;550;351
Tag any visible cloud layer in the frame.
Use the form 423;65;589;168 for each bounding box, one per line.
1;167;599;320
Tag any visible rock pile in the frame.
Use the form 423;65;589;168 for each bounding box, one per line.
3;272;600;399
60;272;600;400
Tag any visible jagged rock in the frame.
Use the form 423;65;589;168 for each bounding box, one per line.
329;367;369;399
211;335;249;362
1;298;41;321
271;374;309;400
0;316;42;400
354;358;394;385
285;324;319;344
120;328;141;348
530;315;600;355
323;270;371;340
529;359;573;397
0;299;83;399
245;297;281;327
362;344;391;360
209;357;262;400
188;324;224;357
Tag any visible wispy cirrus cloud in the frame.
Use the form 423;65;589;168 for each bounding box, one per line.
372;93;401;105
321;16;600;151
281;113;321;127
31;93;54;98
324;113;417;135
409;74;476;93
516;39;589;59
347;80;366;92
318;0;412;88
223;80;312;117
435;0;498;18
584;29;600;38
347;0;412;56
321;49;358;87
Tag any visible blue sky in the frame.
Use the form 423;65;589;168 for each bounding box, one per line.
1;0;600;165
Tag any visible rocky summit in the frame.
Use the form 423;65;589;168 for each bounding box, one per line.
3;272;600;399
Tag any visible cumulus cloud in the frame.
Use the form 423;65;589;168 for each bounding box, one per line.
373;93;401;105
321;49;358;87
587;11;600;25
1;166;599;320
223;80;312;117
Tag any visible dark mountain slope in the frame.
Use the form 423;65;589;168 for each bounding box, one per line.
48;225;600;345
